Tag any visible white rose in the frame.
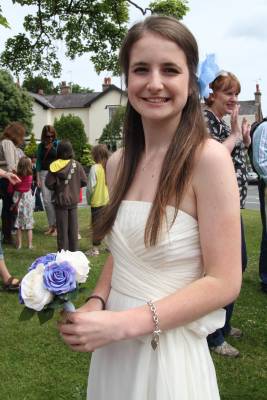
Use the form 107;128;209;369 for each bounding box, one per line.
56;250;90;283
20;265;53;311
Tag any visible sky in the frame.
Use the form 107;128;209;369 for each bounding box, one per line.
1;0;267;114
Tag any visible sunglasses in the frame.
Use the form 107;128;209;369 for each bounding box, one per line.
45;134;54;139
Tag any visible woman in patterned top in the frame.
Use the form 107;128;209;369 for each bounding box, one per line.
204;71;251;358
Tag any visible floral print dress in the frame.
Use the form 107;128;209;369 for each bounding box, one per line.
13;175;34;230
204;109;248;208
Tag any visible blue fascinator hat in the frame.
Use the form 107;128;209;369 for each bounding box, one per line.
197;54;220;98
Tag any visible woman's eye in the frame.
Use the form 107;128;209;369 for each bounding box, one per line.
133;67;148;74
164;68;179;74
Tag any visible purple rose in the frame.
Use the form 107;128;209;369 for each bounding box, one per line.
43;261;76;295
29;253;56;271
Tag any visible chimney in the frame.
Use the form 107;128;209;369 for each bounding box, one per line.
61;81;71;95
255;83;262;105
38;89;44;96
255;84;263;122
102;77;111;91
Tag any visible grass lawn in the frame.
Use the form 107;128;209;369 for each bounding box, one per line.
0;208;266;399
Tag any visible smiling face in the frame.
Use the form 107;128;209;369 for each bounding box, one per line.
127;32;190;127
211;87;239;118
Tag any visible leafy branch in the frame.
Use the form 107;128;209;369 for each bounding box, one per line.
0;0;189;77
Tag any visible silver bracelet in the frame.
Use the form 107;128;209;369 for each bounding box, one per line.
147;300;161;350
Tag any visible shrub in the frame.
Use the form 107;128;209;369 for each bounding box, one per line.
24;132;37;158
80;143;94;167
54;114;87;160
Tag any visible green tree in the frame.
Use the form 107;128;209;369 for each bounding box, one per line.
80;144;94;167
99;106;126;149
149;0;189;19
0;69;33;134
0;1;189;78
22;75;57;94
54;114;87;161
71;84;94;94
24;132;38;158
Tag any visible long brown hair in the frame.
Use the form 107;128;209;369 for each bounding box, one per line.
95;15;208;246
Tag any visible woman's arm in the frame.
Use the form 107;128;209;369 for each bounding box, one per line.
77;255;113;313
1;140;17;172
59;142;241;352
35;144;43;186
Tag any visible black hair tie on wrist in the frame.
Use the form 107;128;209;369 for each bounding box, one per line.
86;295;106;310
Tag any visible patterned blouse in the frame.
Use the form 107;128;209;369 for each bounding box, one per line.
204;109;248;209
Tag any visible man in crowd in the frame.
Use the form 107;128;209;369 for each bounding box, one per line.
252;119;267;293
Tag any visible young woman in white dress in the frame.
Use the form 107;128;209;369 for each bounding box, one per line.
59;16;242;400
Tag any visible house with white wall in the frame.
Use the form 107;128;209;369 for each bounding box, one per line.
30;80;263;145
30;79;127;145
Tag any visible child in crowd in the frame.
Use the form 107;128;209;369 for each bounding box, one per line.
8;156;34;249
86;144;109;256
45;140;87;252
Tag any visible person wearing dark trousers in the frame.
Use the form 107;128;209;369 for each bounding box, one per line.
0;122;25;244
45;140;87;252
36;125;59;236
203;71;251;357
54;206;78;252
0;168;21;290
252;120;267;293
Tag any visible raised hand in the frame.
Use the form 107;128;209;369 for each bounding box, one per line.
230;104;242;139
241;117;251;148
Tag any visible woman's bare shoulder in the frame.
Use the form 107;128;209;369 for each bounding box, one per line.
196;138;232;168
192;138;237;194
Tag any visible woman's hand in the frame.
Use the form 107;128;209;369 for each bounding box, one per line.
5;171;21;185
241;117;251;148
58;310;124;352
230;104;242;139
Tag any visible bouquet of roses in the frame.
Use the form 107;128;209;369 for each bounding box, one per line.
19;250;90;324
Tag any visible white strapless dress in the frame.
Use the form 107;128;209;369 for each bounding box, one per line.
87;201;225;400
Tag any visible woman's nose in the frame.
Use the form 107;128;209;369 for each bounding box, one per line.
146;71;164;92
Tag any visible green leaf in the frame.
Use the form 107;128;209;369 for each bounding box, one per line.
0;15;10;29
47;297;66;310
67;288;79;301
19;307;36;322
37;308;55;325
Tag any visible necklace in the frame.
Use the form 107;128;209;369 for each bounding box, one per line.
141;157;157;179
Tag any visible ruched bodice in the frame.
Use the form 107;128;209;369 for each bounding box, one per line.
108;200;202;300
87;201;224;400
